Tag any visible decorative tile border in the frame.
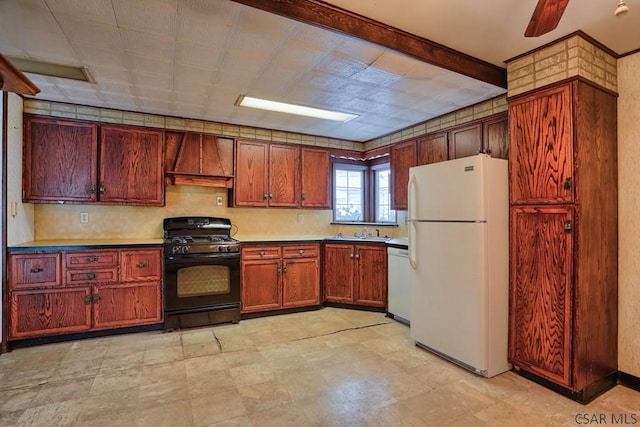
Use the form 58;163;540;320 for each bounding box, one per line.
506;33;618;97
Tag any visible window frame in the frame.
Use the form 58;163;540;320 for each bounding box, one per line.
331;157;396;225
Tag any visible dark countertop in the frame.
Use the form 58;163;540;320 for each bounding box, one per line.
8;238;164;252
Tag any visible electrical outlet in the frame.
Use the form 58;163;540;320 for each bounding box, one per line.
80;212;89;223
297;213;304;224
216;195;223;206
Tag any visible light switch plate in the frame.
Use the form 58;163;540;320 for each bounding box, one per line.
80;212;89;223
216;196;223;206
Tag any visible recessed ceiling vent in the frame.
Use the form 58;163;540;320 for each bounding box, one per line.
7;56;94;83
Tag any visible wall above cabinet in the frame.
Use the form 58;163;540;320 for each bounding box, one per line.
164;131;234;188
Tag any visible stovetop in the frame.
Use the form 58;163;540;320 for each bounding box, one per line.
163;216;240;254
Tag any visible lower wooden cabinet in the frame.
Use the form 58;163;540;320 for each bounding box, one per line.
324;243;387;308
8;246;162;340
241;243;320;313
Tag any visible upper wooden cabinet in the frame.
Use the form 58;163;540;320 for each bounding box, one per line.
510;86;573;205
269;144;300;207
99;126;164;206
449;122;482;159
417;132;448;166
483;113;509;160
234;140;330;209
300;147;330;209
390;140;417;210
23;116;164;206
23;117;98;203
165;131;234;188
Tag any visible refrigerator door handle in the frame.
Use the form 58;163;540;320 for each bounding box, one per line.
408;220;418;269
408;174;417;221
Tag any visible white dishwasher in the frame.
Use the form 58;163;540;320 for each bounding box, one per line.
387;239;411;325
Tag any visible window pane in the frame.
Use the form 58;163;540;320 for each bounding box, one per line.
376;168;396;223
334;168;363;221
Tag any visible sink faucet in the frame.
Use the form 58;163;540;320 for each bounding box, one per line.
375;228;380;237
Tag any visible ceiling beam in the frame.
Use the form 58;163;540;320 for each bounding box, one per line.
230;0;507;89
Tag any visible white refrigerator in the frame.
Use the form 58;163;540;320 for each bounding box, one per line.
408;154;510;378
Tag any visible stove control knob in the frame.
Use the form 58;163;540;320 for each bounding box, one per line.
182;245;190;254
172;246;180;254
219;246;226;252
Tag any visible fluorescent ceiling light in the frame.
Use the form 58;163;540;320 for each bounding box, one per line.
236;95;358;122
7;56;94;82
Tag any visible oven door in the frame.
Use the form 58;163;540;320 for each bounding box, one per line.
164;252;240;313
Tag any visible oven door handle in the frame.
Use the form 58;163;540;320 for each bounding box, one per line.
165;253;240;262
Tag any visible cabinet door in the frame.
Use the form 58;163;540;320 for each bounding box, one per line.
300;147;330;208
391;140;417;210
282;257;320;308
483;113;509;160
241;260;282;313
509;206;573;388
355;245;387;307
269;144;300;207
509;85;573;204
9;252;62;289
417;132;448;166
449;123;482;159
120;248;162;282
10;288;92;339
23;117;98;203
93;282;162;329
234;140;269;207
324;244;355;303
99;126;164;206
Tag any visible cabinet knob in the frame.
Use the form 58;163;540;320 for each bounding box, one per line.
93;294;101;303
355;253;360;259
99;185;105;194
350;253;354;258
259;251;265;256
283;266;287;273
298;249;304;254
136;262;147;268
301;193;306;201
84;295;92;305
86;273;97;280
269;193;273;199
89;185;96;194
277;267;282;273
30;267;43;273
564;177;573;191
87;257;98;263
263;193;268;200
564;221;573;233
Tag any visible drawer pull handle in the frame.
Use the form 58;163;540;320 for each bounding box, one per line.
136;262;147;268
87;257;98;263
86;273;96;280
30;267;43;273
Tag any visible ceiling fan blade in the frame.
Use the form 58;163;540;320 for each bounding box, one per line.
525;0;570;37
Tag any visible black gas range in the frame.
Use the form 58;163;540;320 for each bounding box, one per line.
163;217;241;329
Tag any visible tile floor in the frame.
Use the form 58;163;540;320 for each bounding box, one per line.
0;307;638;426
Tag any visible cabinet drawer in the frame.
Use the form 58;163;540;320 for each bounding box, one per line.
66;268;118;286
282;245;319;259
121;248;162;282
65;251;118;269
242;246;281;260
9;253;62;289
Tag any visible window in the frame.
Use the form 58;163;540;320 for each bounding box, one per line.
333;160;396;224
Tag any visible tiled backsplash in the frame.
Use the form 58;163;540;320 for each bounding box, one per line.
34;186;403;240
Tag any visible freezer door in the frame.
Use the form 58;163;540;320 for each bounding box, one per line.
408;154;490;222
410;221;488;372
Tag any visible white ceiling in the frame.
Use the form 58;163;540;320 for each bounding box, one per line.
0;0;638;142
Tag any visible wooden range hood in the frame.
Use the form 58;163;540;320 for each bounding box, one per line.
165;131;234;188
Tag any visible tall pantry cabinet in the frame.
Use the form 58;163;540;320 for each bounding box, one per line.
508;78;618;402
